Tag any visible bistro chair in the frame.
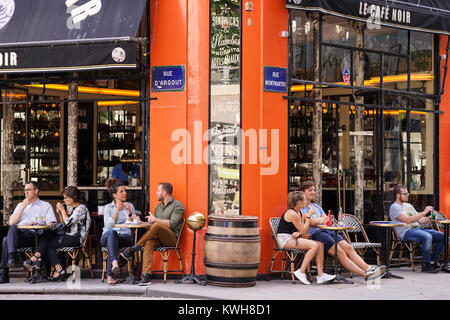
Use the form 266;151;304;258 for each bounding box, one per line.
56;217;94;281
150;219;186;283
340;214;382;265
101;246;133;282
389;227;418;271
432;211;447;232
268;217;311;284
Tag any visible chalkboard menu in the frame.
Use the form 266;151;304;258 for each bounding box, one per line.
209;0;241;215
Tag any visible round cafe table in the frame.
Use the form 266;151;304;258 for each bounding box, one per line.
431;219;450;273
17;224;55;284
369;221;405;279
317;224;355;284
113;221;151;284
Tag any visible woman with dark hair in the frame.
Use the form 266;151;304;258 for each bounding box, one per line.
100;178;139;285
276;191;336;285
23;186;90;281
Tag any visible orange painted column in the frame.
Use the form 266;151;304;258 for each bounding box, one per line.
242;1;289;274
149;0;209;275
439;35;450;218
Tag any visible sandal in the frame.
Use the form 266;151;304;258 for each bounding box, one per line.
23;254;41;272
47;269;66;282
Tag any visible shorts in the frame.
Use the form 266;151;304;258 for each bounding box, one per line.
277;233;293;249
311;229;344;253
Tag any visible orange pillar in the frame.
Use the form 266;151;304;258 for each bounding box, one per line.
440;35;450;218
242;1;288;274
149;0;209;275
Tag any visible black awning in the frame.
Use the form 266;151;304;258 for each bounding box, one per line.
0;0;147;73
286;0;450;35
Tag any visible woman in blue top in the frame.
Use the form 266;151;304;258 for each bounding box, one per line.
100;178;139;284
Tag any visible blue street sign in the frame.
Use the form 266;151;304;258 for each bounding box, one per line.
263;66;287;93
151;65;185;92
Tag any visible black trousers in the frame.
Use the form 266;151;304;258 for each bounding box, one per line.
1;225;35;276
36;231;80;267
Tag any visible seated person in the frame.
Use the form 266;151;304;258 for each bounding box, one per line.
100;178;139;285
112;158;140;184
22;186;90;281
277;191;336;285
299;180;386;282
121;182;184;286
389;184;445;273
0;181;57;284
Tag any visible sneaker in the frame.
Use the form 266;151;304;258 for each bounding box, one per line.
366;265;386;281
422;264;438;273
431;261;441;270
293;269;310;285
316;273;336;284
120;245;142;260
138;273;152;286
365;265;377;278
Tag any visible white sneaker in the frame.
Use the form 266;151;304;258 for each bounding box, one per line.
316;273;336;284
366;265;386;282
293;269;310;285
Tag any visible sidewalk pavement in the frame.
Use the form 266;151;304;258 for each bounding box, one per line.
0;268;450;300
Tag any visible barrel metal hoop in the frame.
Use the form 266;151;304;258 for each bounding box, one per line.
204;260;260;270
207;220;259;228
205;275;257;285
205;233;260;241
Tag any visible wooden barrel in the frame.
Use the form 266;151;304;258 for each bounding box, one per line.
203;214;261;287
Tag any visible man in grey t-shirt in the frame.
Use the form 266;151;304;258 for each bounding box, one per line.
389;184;445;273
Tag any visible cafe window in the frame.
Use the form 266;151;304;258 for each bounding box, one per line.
287;11;440;218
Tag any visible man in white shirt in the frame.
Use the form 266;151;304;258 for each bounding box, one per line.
389;184;445;273
0;181;56;283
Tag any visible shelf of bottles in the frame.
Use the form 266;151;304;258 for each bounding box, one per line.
96;104;140;185
13;95;61;191
289;104;337;190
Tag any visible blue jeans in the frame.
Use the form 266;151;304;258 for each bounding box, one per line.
100;230;132;277
403;228;445;265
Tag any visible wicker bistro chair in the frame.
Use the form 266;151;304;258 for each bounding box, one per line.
268;217;311;284
389;227;419;271
432;212;448;232
56;234;94;282
55;215;94;281
149;219;185;283
340;214;381;265
101;246;134;282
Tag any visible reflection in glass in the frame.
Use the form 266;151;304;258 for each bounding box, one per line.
291;11;314;81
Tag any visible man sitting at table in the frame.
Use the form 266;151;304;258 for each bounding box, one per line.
0;181;57;283
299;180;386;282
121;182;185;285
389;184;445;273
